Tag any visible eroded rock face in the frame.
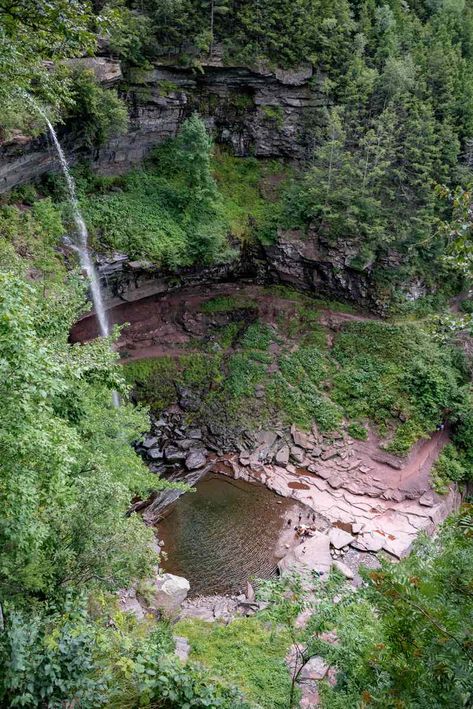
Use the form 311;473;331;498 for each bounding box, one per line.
0;59;322;193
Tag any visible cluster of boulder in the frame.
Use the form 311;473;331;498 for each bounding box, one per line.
136;409;209;475
237;423;355;470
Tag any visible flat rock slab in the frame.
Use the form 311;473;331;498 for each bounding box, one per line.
329;528;355;549
351;531;385;553
278;532;332;576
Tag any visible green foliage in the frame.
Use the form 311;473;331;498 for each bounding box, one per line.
347;422;368;440
101;1;153;65
331;321;466;453
432;443;471;493
0;592;250;708
140;0;353;69
212;152;289;241
0;198;66;281
82;115;230;266
0;271;156;598
200;294;254;313
175;617;294;709
126;290;469;448
268;347;342;431
460;298;473;314
124;353;222;410
0;0;95;136
318;511;473;708
0;597;111;707
69;68;129;146
261;105;284;128
158;79;178;96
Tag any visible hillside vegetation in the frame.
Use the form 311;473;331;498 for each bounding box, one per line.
0;1;472;708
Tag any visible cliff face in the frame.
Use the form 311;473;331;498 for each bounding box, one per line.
0;58;322;193
0;58;425;310
93;233;409;315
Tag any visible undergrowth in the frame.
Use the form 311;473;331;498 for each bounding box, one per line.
331;322;467;454
126;293;473;461
174;617;295;709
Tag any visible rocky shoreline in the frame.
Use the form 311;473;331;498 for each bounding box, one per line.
136;407;458;561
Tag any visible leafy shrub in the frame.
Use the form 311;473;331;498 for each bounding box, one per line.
70;68;129;146
0;600;109;708
0;597;248;709
347;422;368;440
124;354;222;411
460;298;473;314
319;512;473;708
0;198;65;280
82;116;231;266
432;444;471;493
331;322;466;453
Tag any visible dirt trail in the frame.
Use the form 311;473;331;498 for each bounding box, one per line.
70;281;374;358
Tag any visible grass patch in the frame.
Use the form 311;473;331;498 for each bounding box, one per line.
200;294;254;313
241;322;273;351
174;617;295;709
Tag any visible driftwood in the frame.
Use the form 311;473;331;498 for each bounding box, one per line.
133;463;214;525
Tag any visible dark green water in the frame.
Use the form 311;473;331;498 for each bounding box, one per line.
157;474;301;596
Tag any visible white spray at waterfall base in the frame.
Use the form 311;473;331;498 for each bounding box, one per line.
30;98;120;407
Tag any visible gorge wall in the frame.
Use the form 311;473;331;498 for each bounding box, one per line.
0;56;322;193
0;56;423;311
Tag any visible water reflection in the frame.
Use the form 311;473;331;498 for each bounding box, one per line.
157;474;302;596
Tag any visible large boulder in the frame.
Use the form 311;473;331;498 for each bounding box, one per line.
185;450;207;470
152;573;190;615
278;533;332;576
329;528;355;549
67;57;122;85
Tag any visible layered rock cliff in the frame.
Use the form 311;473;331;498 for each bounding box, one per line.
0;57;322;193
0;57;428;311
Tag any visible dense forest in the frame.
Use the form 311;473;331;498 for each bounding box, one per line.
0;1;473;707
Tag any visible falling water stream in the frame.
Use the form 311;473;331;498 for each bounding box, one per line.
29;98;119;406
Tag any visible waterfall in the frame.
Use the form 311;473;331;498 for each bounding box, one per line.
29;98;119;406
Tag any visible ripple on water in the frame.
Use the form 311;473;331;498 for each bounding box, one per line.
157;474;303;596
